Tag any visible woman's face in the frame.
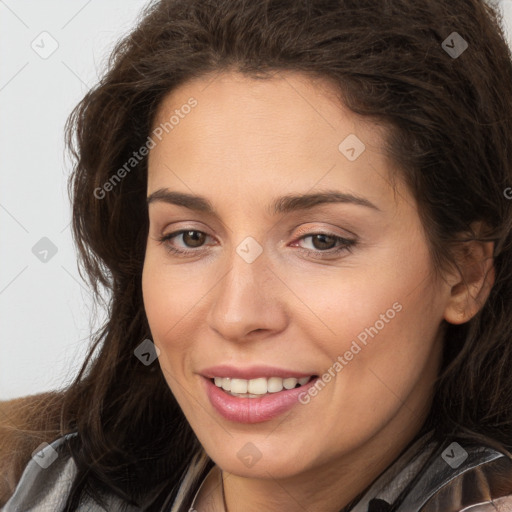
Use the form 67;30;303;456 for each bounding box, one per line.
142;71;450;480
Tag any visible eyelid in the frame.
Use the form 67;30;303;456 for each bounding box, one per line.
159;229;215;247
291;223;357;240
158;223;356;246
157;226;357;260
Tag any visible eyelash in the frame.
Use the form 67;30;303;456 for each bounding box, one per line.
156;229;356;260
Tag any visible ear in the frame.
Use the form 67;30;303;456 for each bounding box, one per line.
443;222;495;325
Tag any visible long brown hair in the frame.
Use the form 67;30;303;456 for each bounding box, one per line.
34;0;512;509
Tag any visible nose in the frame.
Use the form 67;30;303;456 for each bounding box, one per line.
206;243;289;342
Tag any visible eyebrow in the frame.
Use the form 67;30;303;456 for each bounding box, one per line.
147;188;381;215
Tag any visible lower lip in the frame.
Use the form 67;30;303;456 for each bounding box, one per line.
202;376;318;424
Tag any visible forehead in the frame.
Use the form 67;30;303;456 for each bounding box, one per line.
147;70;406;214
150;69;386;149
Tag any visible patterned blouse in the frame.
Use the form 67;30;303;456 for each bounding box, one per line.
3;430;512;511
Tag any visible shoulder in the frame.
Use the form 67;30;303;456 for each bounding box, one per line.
2;431;145;512
2;432;79;511
0;391;65;506
398;435;512;512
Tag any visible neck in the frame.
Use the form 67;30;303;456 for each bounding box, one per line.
222;408;429;512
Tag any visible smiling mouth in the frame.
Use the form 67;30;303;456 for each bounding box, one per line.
210;375;317;398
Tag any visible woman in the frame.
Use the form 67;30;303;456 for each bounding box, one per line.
2;0;512;510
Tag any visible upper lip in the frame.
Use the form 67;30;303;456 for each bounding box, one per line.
200;365;316;380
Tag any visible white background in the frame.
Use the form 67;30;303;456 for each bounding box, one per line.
1;0;512;400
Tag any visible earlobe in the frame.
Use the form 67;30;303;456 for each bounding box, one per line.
443;231;495;325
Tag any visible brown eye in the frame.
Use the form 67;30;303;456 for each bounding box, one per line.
310;234;337;250
181;230;206;248
292;232;356;260
158;229;213;256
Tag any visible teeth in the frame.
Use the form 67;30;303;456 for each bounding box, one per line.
222;377;231;391
283;377;298;389
230;379;248;394
267;377;284;393
248;377;267;394
213;376;313;396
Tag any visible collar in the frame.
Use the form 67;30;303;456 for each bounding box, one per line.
187;431;509;512
189;431;435;511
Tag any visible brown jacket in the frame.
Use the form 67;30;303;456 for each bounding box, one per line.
0;392;64;507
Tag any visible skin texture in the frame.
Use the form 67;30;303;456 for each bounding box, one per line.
142;70;494;512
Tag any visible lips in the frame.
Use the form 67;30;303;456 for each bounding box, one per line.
213;376;314;396
200;365;319;423
200;364;315;380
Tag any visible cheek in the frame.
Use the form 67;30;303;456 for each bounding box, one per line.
142;253;203;347
141;256;192;375
292;238;442;409
141;252;220;402
282;242;431;356
142;258;197;410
